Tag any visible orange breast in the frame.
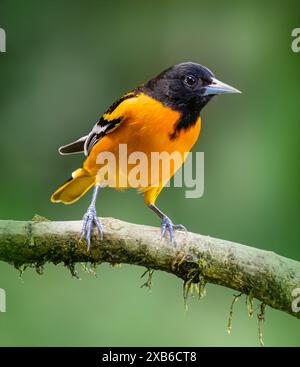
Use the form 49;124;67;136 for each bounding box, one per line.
84;93;201;188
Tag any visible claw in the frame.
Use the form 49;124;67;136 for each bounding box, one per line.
94;216;104;240
160;216;186;245
81;204;104;250
173;224;187;233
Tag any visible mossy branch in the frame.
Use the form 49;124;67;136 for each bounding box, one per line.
0;217;300;320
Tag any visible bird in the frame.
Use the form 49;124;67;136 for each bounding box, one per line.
51;62;240;248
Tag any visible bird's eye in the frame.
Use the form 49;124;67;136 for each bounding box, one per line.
184;75;197;87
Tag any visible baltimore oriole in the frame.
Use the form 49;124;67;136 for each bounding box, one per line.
51;62;240;248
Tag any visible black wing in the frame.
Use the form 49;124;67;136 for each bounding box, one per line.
58;91;138;157
83;117;122;156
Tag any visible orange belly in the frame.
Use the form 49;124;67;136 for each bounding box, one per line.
84;93;201;189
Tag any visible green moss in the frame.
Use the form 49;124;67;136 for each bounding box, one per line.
31;214;50;222
227;293;242;334
140;268;154;289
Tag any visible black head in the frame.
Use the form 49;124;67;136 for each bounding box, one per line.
142;62;240;113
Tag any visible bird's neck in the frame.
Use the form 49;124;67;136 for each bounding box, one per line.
169;105;200;140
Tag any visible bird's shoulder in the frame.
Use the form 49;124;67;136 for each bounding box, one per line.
84;90;141;155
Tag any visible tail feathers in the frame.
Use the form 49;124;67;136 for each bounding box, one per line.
51;168;95;204
58;135;88;155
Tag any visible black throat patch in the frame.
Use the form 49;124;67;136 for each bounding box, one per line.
169;108;200;140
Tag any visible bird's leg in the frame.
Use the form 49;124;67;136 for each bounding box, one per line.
81;184;103;250
149;204;187;245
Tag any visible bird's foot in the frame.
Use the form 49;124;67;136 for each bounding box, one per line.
81;204;104;250
161;216;187;245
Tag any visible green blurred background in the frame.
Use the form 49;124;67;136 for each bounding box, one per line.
0;0;299;346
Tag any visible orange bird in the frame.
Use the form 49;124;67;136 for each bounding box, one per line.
51;62;240;248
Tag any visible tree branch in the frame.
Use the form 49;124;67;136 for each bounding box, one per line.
0;218;300;319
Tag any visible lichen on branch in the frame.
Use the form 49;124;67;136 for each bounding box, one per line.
0;217;300;321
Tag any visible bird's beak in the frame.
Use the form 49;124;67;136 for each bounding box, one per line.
203;77;241;96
